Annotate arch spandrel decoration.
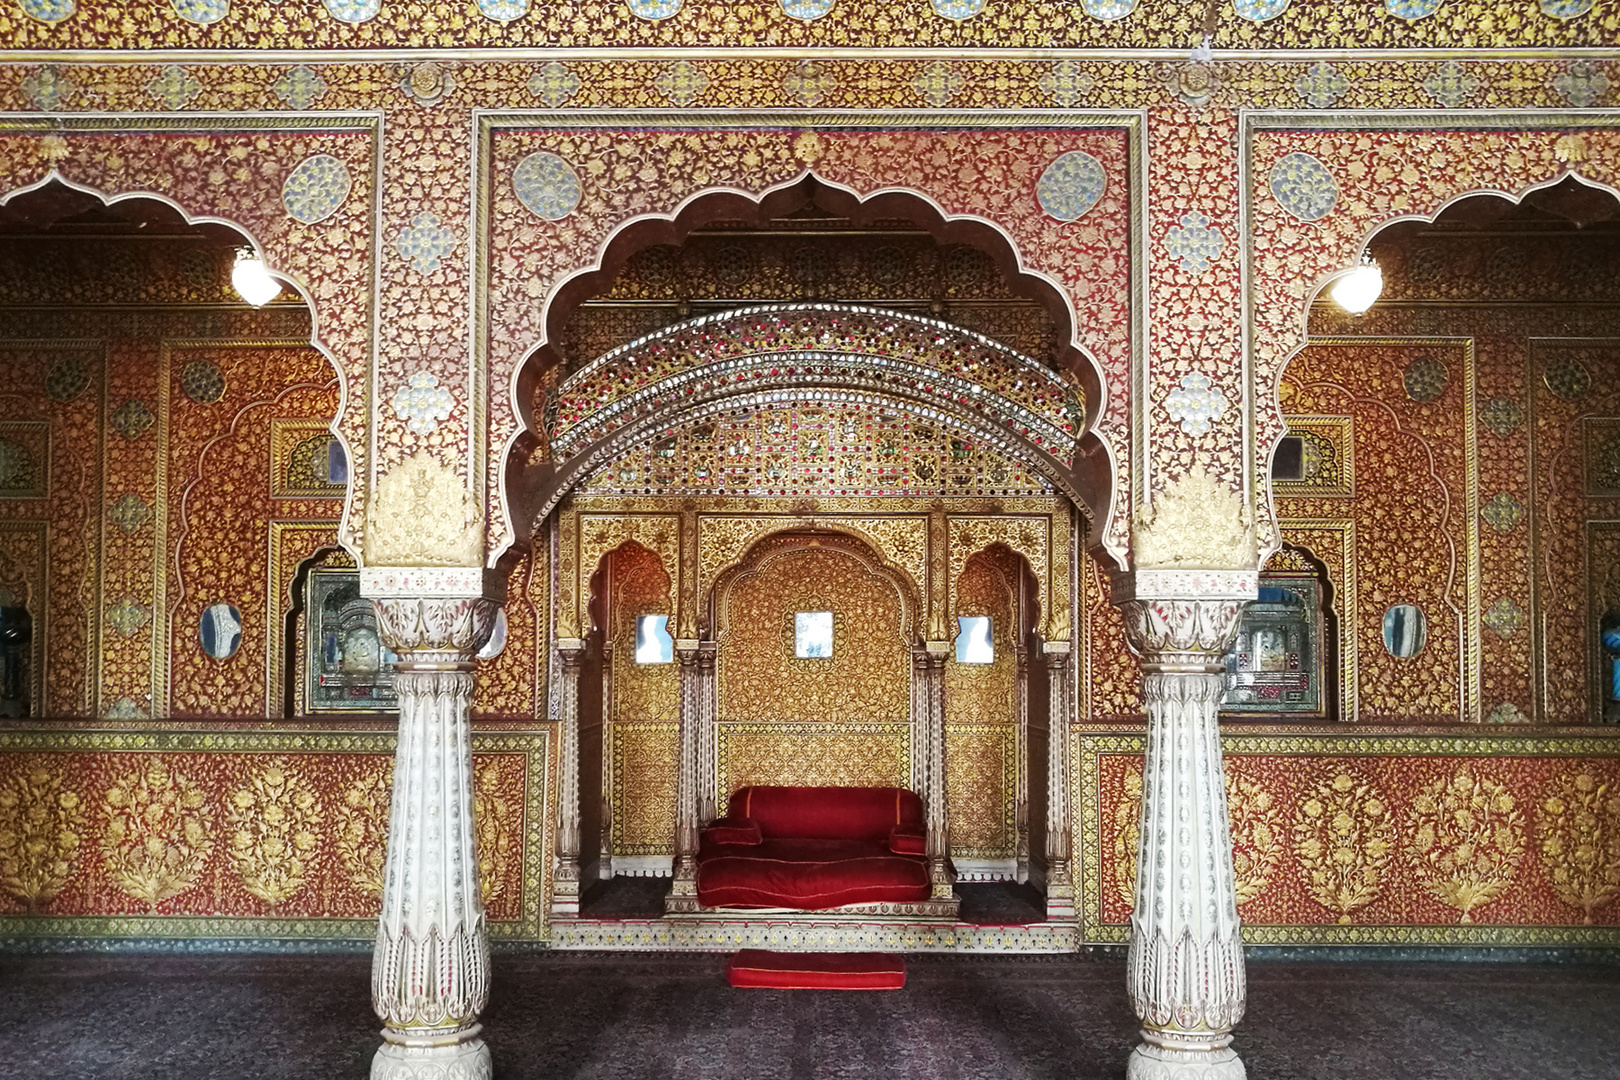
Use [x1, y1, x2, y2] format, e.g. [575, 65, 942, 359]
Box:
[0, 118, 379, 561]
[578, 514, 680, 632]
[1245, 115, 1620, 560]
[698, 515, 927, 620]
[480, 116, 1139, 564]
[948, 516, 1051, 640]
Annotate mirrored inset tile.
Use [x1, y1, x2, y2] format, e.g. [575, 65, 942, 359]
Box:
[1483, 596, 1526, 639]
[1480, 397, 1523, 437]
[110, 399, 154, 440]
[108, 494, 152, 534]
[1403, 355, 1448, 402]
[19, 0, 75, 22]
[181, 360, 226, 404]
[512, 151, 582, 221]
[282, 154, 353, 224]
[1544, 357, 1591, 400]
[171, 0, 229, 24]
[1480, 492, 1525, 534]
[106, 597, 152, 637]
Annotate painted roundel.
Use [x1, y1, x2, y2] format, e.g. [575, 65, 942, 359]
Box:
[513, 152, 583, 221]
[1036, 151, 1107, 223]
[281, 154, 353, 225]
[172, 0, 229, 23]
[930, 0, 984, 19]
[1268, 151, 1338, 222]
[19, 0, 75, 22]
[1234, 0, 1288, 20]
[780, 0, 835, 19]
[626, 0, 681, 16]
[321, 0, 382, 22]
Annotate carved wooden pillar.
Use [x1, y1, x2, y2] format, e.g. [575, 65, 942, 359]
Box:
[920, 641, 953, 900]
[1115, 569, 1255, 1080]
[666, 639, 703, 912]
[551, 637, 586, 917]
[697, 641, 718, 824]
[1015, 646, 1031, 884]
[362, 567, 502, 1080]
[1043, 640, 1074, 918]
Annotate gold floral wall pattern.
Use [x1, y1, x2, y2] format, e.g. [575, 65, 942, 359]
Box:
[101, 757, 215, 911]
[606, 542, 678, 857]
[0, 760, 85, 915]
[716, 538, 910, 724]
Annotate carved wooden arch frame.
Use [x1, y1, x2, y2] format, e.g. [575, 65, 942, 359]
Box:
[1243, 111, 1620, 563]
[707, 528, 924, 651]
[479, 111, 1143, 566]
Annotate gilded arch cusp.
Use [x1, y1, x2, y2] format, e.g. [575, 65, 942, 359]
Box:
[579, 514, 680, 627]
[547, 303, 1083, 466]
[708, 530, 923, 646]
[698, 515, 927, 620]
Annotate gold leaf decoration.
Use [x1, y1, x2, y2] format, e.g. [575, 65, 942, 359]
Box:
[101, 758, 214, 910]
[1111, 765, 1142, 910]
[224, 759, 322, 910]
[0, 764, 86, 914]
[473, 759, 515, 907]
[335, 765, 392, 900]
[1227, 772, 1283, 906]
[1406, 769, 1524, 923]
[1292, 770, 1393, 923]
[1538, 771, 1620, 925]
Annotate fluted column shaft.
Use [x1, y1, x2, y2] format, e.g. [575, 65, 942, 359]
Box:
[362, 568, 503, 1080]
[1115, 570, 1255, 1080]
[666, 640, 704, 910]
[917, 642, 953, 899]
[552, 639, 585, 916]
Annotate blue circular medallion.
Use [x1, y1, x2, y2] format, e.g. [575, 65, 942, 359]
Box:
[1035, 151, 1107, 223]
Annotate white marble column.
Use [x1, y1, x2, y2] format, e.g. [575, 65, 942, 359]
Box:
[1114, 568, 1255, 1080]
[362, 567, 504, 1080]
[1043, 641, 1074, 919]
[551, 638, 586, 917]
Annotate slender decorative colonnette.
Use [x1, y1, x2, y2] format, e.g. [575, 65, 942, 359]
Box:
[1114, 567, 1256, 1080]
[362, 566, 505, 1080]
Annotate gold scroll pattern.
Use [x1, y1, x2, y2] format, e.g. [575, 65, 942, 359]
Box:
[225, 758, 322, 910]
[1406, 769, 1524, 924]
[1538, 771, 1620, 925]
[717, 723, 909, 799]
[948, 517, 1049, 639]
[612, 723, 678, 856]
[1111, 765, 1142, 909]
[1291, 770, 1394, 924]
[699, 514, 927, 615]
[101, 759, 215, 910]
[0, 763, 86, 914]
[945, 726, 1015, 858]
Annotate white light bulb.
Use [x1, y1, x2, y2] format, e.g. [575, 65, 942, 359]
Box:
[231, 249, 282, 307]
[1329, 259, 1382, 316]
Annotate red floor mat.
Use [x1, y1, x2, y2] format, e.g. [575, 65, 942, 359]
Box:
[726, 950, 906, 990]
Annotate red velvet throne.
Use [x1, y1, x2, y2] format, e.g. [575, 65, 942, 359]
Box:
[695, 785, 934, 910]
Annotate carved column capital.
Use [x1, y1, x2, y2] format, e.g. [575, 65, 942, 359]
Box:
[1112, 569, 1255, 670]
[362, 567, 506, 661]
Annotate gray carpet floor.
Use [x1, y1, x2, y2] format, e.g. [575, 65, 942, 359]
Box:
[1, 949, 1617, 1079]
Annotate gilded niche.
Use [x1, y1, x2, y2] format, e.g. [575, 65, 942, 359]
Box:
[363, 452, 482, 567]
[606, 543, 679, 857]
[716, 540, 910, 724]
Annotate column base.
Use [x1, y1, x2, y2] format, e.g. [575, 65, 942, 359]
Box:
[372, 1028, 491, 1080]
[1127, 1031, 1245, 1080]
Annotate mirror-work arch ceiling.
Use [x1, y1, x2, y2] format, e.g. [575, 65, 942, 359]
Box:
[2, 0, 1612, 50]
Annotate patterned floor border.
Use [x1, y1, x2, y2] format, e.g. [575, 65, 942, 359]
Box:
[548, 915, 1077, 953]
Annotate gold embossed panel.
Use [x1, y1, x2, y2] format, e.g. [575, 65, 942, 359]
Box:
[716, 540, 910, 725]
[716, 722, 911, 803]
[946, 725, 1016, 860]
[610, 722, 678, 857]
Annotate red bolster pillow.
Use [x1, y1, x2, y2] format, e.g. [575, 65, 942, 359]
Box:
[705, 816, 763, 845]
[888, 825, 926, 856]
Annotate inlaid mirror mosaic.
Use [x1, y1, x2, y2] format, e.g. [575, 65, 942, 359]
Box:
[795, 611, 833, 658]
[304, 567, 397, 711]
[634, 614, 673, 664]
[956, 616, 994, 664]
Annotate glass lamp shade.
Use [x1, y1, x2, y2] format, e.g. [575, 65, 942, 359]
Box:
[231, 250, 282, 307]
[1329, 260, 1382, 315]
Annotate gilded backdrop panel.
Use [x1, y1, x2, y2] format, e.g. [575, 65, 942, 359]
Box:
[1077, 726, 1620, 947]
[605, 542, 678, 857]
[716, 722, 911, 803]
[611, 722, 678, 858]
[946, 725, 1017, 861]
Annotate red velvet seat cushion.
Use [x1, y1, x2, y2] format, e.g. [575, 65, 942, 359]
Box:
[696, 838, 929, 909]
[726, 950, 906, 990]
[887, 825, 926, 855]
[703, 816, 762, 846]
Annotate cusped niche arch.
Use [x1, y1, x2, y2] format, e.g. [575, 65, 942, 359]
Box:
[1253, 122, 1620, 560]
[526, 303, 1096, 531]
[500, 170, 1124, 563]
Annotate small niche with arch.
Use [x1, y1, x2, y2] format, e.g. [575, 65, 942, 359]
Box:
[1222, 545, 1334, 720]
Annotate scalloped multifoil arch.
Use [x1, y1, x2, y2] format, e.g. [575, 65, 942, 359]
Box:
[0, 171, 361, 564]
[1250, 120, 1620, 563]
[524, 303, 1099, 530]
[498, 170, 1122, 564]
